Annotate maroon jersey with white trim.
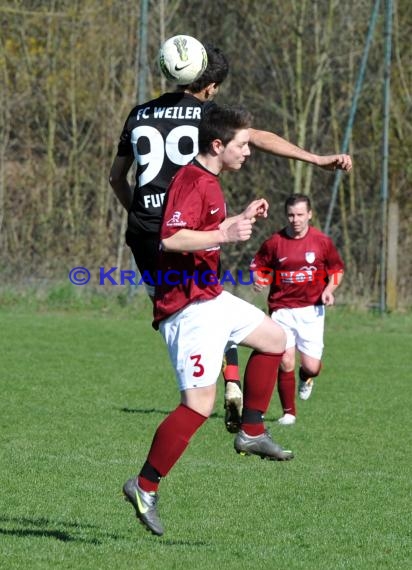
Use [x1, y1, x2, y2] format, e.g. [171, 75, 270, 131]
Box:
[250, 226, 344, 311]
[153, 161, 225, 328]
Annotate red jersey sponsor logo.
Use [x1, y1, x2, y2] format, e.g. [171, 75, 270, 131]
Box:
[166, 210, 187, 227]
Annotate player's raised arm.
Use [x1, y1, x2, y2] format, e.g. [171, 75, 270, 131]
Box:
[248, 128, 352, 172]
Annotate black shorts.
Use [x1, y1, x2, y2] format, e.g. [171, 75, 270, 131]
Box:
[125, 230, 159, 284]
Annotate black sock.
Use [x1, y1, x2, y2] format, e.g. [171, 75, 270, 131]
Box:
[299, 366, 311, 382]
[241, 408, 263, 424]
[139, 461, 161, 484]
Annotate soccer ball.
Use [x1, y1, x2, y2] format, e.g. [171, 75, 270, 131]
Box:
[158, 35, 208, 84]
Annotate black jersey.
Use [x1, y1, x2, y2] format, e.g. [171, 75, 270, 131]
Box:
[116, 92, 214, 235]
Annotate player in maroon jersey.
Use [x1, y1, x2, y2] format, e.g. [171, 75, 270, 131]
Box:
[250, 194, 344, 425]
[122, 106, 294, 537]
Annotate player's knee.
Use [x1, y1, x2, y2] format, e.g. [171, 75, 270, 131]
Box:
[280, 355, 295, 371]
[267, 321, 286, 353]
[245, 317, 286, 354]
[301, 364, 321, 378]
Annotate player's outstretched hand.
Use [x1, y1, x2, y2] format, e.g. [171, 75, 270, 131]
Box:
[242, 198, 269, 222]
[317, 154, 352, 172]
[219, 199, 269, 243]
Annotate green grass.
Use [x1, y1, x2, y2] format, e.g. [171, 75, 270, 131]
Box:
[0, 304, 411, 569]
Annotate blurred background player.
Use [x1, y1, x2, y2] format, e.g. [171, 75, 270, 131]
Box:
[251, 193, 344, 425]
[109, 39, 352, 432]
[123, 106, 293, 536]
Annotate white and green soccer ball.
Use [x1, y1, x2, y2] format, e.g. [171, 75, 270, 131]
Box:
[158, 35, 208, 84]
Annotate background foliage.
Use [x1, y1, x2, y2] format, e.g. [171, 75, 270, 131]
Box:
[1, 0, 411, 306]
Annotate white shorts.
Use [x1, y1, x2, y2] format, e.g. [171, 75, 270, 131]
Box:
[271, 305, 325, 360]
[159, 291, 265, 391]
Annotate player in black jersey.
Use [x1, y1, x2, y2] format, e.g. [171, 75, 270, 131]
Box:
[109, 42, 352, 433]
[110, 46, 243, 432]
[110, 45, 229, 297]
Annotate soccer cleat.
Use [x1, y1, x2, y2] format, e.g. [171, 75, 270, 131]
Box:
[277, 413, 296, 426]
[298, 378, 314, 400]
[224, 382, 243, 433]
[234, 429, 294, 461]
[123, 478, 164, 536]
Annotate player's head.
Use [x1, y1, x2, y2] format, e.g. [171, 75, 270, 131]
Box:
[180, 44, 229, 95]
[284, 194, 312, 237]
[284, 193, 312, 214]
[198, 105, 252, 152]
[198, 105, 252, 170]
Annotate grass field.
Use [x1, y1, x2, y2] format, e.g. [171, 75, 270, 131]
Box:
[0, 300, 411, 569]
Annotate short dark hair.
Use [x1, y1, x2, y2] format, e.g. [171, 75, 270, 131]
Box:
[180, 43, 229, 91]
[198, 105, 252, 154]
[284, 193, 312, 213]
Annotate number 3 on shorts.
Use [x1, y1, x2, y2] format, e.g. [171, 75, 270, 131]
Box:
[190, 354, 205, 378]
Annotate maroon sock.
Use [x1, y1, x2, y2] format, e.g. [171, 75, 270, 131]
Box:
[142, 404, 207, 483]
[277, 369, 296, 416]
[138, 475, 159, 493]
[241, 422, 265, 436]
[241, 351, 283, 435]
